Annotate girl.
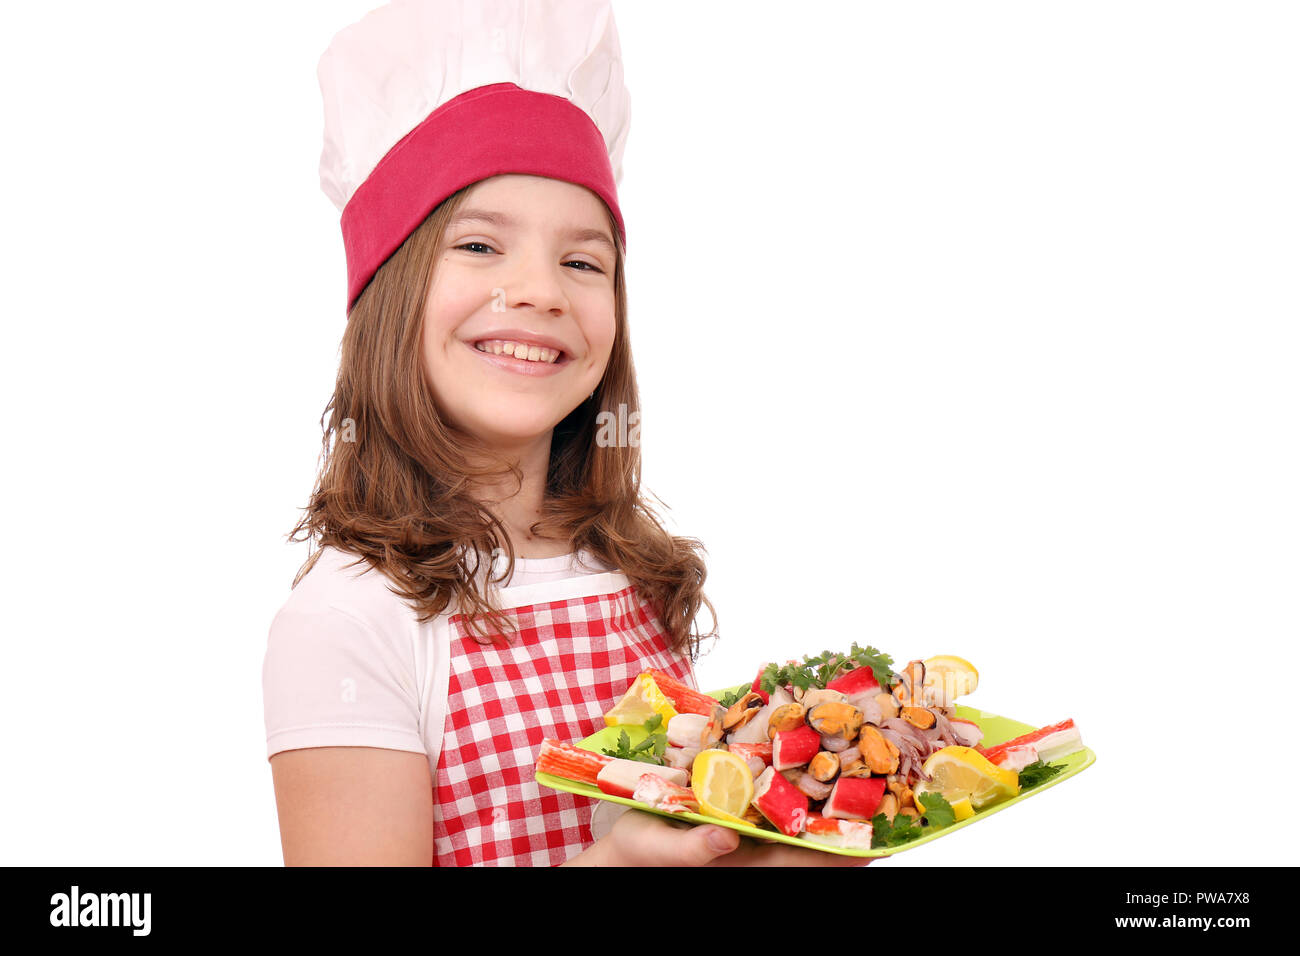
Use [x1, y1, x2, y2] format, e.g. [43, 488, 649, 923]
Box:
[262, 0, 864, 867]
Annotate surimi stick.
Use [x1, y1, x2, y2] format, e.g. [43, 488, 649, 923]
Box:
[642, 669, 721, 716]
[596, 759, 689, 799]
[752, 766, 809, 836]
[633, 774, 700, 814]
[979, 719, 1082, 771]
[535, 739, 614, 786]
[823, 776, 887, 821]
[771, 724, 821, 771]
[803, 813, 874, 850]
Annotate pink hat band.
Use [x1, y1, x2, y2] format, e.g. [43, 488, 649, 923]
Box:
[340, 82, 626, 310]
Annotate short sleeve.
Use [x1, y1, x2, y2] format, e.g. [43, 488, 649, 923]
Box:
[263, 604, 427, 760]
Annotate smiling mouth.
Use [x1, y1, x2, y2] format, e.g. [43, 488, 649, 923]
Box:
[473, 339, 565, 364]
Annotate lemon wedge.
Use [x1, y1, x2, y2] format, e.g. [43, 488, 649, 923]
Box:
[603, 673, 678, 729]
[923, 654, 979, 706]
[921, 746, 1019, 810]
[912, 781, 976, 821]
[691, 750, 755, 825]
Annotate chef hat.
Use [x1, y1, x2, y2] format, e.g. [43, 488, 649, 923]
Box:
[318, 0, 631, 311]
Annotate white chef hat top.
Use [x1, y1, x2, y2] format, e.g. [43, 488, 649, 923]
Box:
[317, 0, 632, 309]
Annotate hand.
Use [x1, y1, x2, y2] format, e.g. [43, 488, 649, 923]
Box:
[565, 809, 873, 867]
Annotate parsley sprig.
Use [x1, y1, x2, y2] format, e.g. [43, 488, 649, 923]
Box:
[915, 791, 957, 827]
[600, 715, 668, 764]
[760, 643, 895, 695]
[1017, 759, 1066, 790]
[870, 792, 957, 848]
[716, 686, 750, 708]
[870, 811, 923, 848]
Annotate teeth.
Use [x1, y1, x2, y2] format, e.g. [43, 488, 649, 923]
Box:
[475, 339, 562, 364]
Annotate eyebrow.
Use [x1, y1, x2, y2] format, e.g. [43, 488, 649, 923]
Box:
[448, 208, 616, 254]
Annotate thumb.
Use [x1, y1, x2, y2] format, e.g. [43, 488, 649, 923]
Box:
[672, 824, 740, 865]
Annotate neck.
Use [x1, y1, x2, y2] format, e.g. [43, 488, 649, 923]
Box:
[470, 432, 565, 558]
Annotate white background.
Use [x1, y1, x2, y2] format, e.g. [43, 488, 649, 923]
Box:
[1, 0, 1296, 867]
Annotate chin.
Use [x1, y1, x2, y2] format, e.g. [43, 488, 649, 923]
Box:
[463, 408, 573, 447]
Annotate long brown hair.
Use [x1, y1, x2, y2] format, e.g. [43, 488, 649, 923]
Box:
[289, 182, 716, 658]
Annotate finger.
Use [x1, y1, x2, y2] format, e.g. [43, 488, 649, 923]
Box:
[617, 812, 740, 866]
[670, 824, 741, 866]
[714, 836, 874, 867]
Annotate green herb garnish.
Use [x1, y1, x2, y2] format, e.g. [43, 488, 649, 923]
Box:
[869, 792, 958, 849]
[600, 715, 668, 764]
[760, 643, 896, 695]
[870, 811, 925, 848]
[915, 791, 957, 828]
[716, 686, 749, 708]
[1017, 759, 1065, 790]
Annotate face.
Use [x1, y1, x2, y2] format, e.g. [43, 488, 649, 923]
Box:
[421, 174, 617, 455]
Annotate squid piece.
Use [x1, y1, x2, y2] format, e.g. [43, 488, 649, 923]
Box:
[662, 746, 700, 771]
[949, 718, 984, 748]
[665, 713, 709, 749]
[727, 702, 776, 745]
[794, 772, 834, 801]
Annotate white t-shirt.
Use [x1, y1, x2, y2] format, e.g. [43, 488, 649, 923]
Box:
[262, 545, 615, 772]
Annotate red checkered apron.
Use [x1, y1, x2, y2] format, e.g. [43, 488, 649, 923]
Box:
[431, 580, 696, 866]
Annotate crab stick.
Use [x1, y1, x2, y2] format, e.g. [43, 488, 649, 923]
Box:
[823, 776, 887, 821]
[979, 718, 1082, 771]
[633, 774, 700, 814]
[826, 665, 882, 712]
[803, 813, 874, 851]
[728, 741, 773, 777]
[772, 724, 822, 771]
[752, 766, 809, 836]
[535, 739, 614, 786]
[642, 669, 719, 716]
[595, 759, 689, 799]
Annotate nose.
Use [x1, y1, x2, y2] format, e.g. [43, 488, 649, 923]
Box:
[501, 247, 570, 316]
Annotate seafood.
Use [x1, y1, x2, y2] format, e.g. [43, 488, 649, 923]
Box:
[979, 718, 1081, 771]
[633, 773, 700, 814]
[752, 766, 808, 836]
[595, 759, 688, 799]
[535, 652, 1087, 853]
[771, 724, 822, 771]
[535, 738, 613, 786]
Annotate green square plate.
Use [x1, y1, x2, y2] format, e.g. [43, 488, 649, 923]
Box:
[535, 687, 1096, 858]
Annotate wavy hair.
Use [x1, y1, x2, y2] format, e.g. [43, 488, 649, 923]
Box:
[288, 183, 716, 658]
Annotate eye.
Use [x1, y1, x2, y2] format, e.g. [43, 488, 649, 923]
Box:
[564, 259, 604, 274]
[455, 241, 497, 254]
